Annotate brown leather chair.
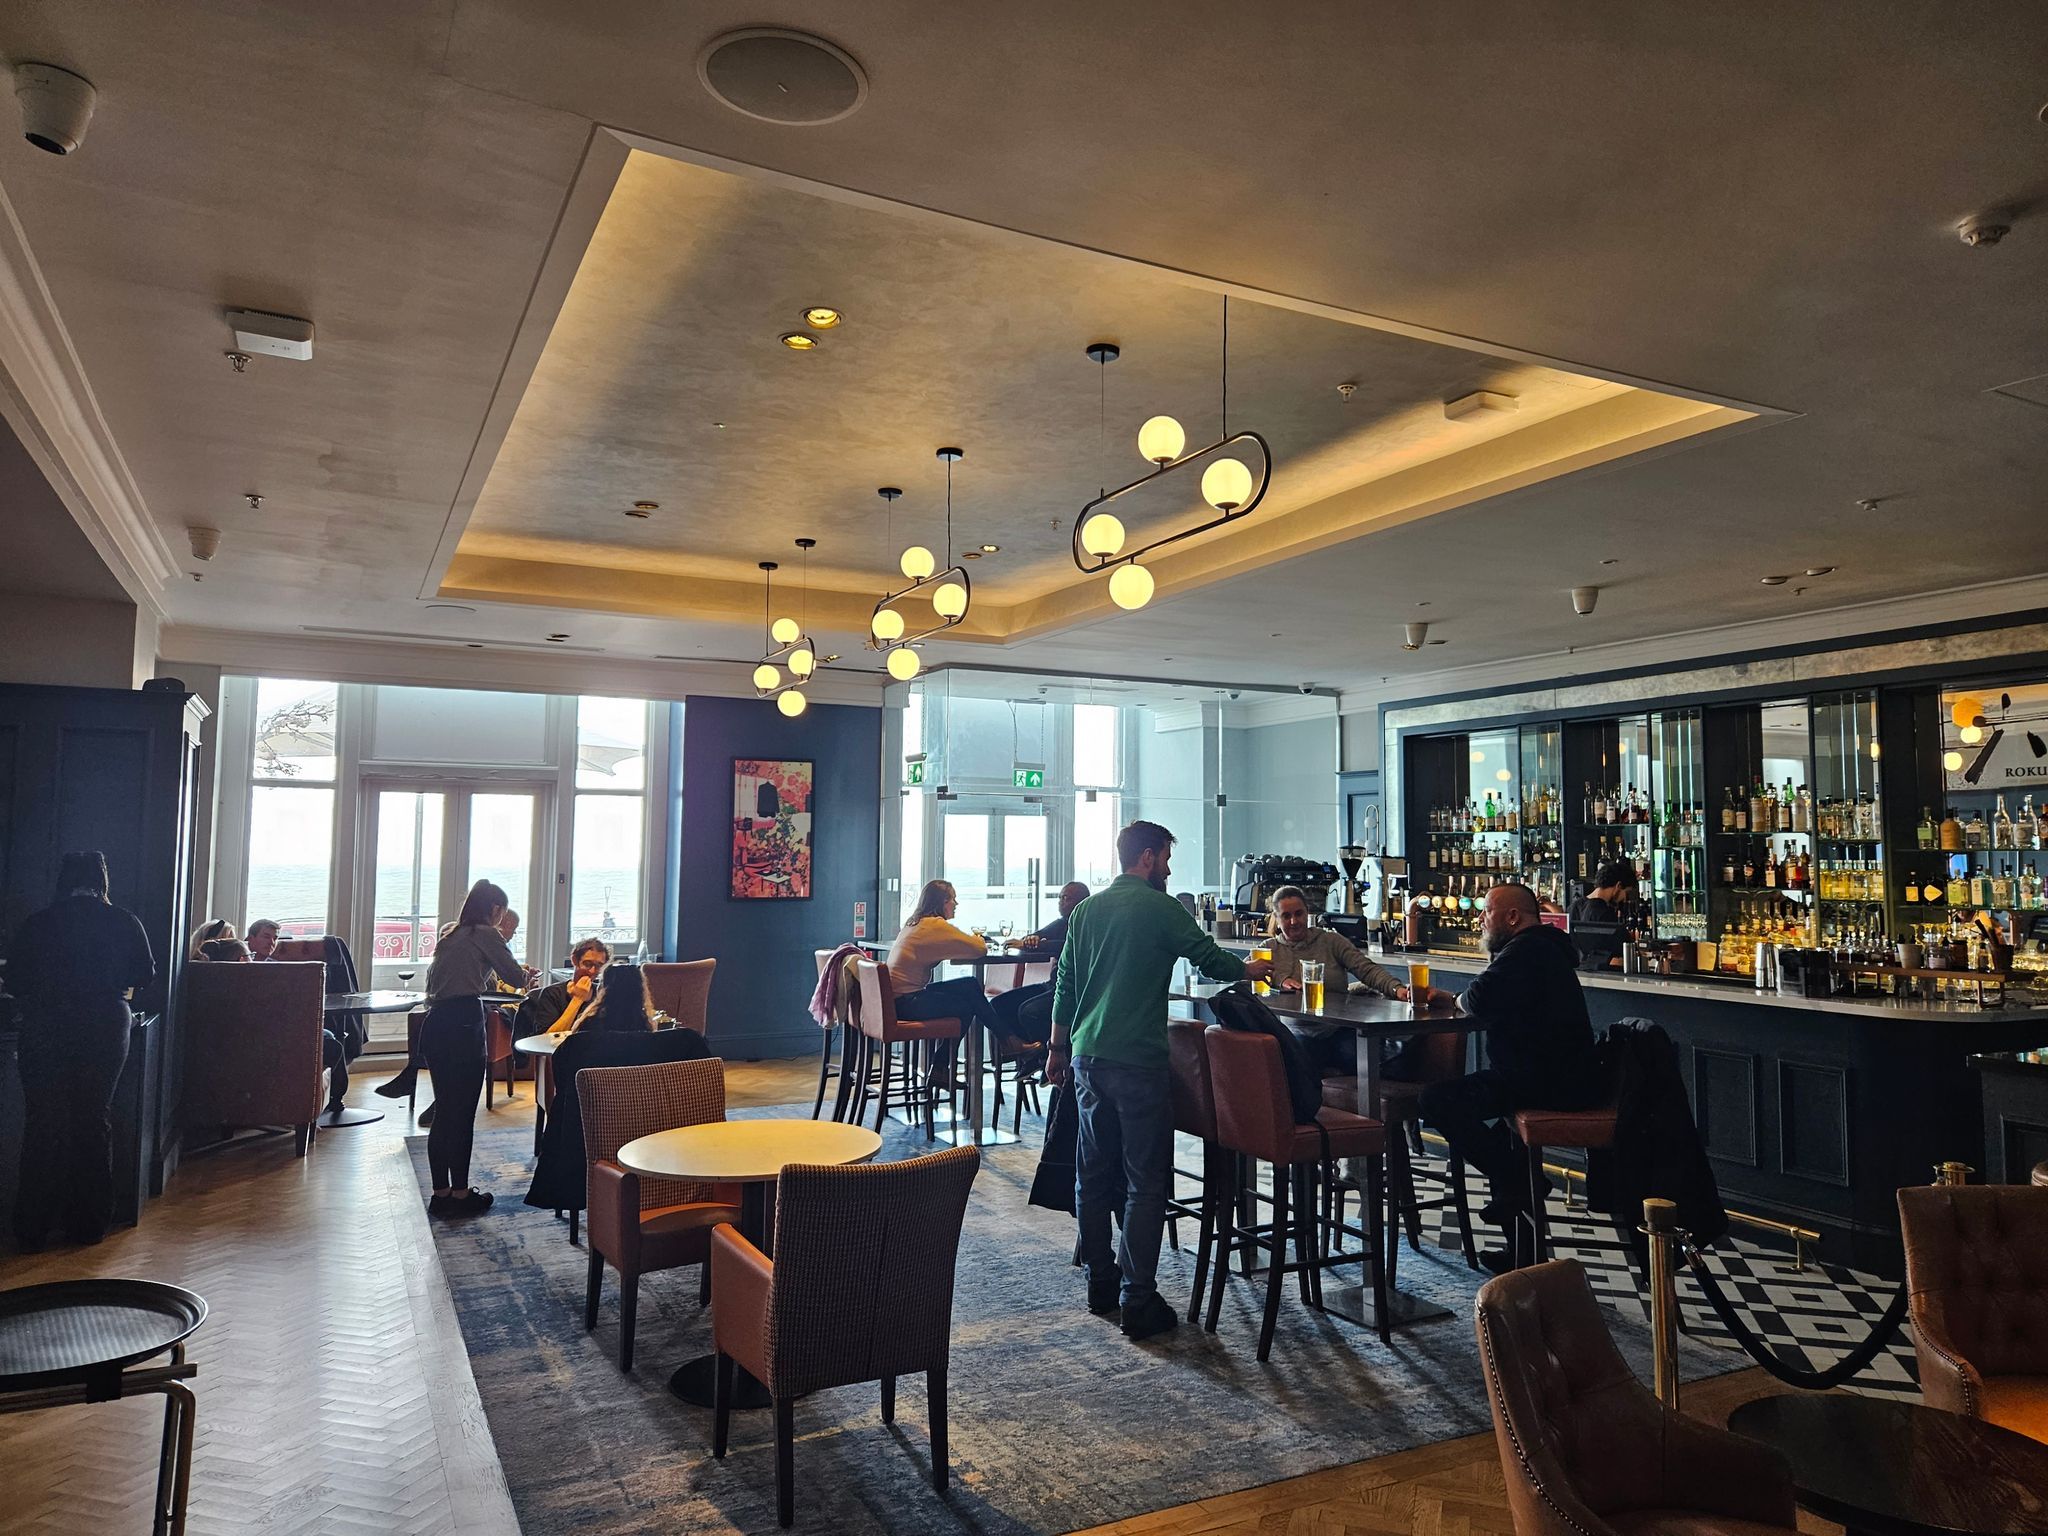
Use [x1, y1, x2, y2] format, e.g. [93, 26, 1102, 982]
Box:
[1476, 1259, 1797, 1536]
[1898, 1183, 2048, 1443]
[644, 959, 715, 1033]
[710, 1145, 980, 1528]
[2033, 1161, 2047, 1188]
[1203, 1024, 1389, 1357]
[851, 960, 964, 1140]
[578, 1058, 742, 1372]
[180, 960, 330, 1155]
[1513, 1103, 1619, 1265]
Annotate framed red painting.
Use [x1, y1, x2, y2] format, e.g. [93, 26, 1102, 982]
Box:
[731, 758, 814, 899]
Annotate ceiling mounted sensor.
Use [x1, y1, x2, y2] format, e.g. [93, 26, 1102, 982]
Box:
[1570, 586, 1599, 616]
[187, 526, 220, 562]
[698, 29, 868, 126]
[1402, 621, 1430, 651]
[226, 308, 315, 361]
[14, 63, 96, 155]
[1957, 210, 2011, 247]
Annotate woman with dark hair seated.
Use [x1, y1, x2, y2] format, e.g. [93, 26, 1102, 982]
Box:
[9, 851, 155, 1250]
[577, 962, 659, 1034]
[188, 917, 236, 961]
[420, 879, 527, 1217]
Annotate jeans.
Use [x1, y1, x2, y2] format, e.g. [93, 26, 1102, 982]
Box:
[14, 995, 131, 1247]
[422, 997, 487, 1189]
[893, 976, 1003, 1070]
[1072, 1055, 1173, 1307]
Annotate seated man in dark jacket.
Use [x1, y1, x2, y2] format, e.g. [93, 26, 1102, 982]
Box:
[1418, 881, 1602, 1269]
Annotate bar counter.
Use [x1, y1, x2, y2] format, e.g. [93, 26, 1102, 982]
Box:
[1400, 949, 2048, 1275]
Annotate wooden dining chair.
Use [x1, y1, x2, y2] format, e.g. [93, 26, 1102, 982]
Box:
[645, 959, 716, 1033]
[711, 1146, 981, 1527]
[578, 1058, 741, 1371]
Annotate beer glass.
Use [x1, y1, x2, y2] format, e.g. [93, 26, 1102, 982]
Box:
[1409, 960, 1430, 1014]
[1252, 945, 1273, 995]
[1300, 960, 1325, 1012]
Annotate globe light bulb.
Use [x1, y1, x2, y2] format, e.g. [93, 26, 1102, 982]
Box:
[871, 607, 905, 641]
[1960, 724, 1983, 745]
[777, 688, 807, 718]
[1080, 513, 1125, 558]
[752, 663, 781, 691]
[1950, 696, 1982, 730]
[887, 647, 922, 681]
[1108, 562, 1155, 610]
[931, 581, 968, 619]
[1201, 456, 1254, 511]
[771, 616, 800, 644]
[1495, 768, 1512, 783]
[900, 545, 935, 581]
[1942, 750, 1963, 772]
[1137, 414, 1185, 465]
[788, 647, 815, 678]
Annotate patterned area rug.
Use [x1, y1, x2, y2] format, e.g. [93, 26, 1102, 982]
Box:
[411, 1108, 1744, 1536]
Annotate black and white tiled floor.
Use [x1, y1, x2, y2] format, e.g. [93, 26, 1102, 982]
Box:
[1400, 1154, 1923, 1399]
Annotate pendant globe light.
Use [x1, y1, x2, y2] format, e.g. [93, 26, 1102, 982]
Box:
[868, 452, 972, 670]
[752, 546, 818, 713]
[1071, 300, 1273, 612]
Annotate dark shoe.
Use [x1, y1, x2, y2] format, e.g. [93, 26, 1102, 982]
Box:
[1087, 1275, 1122, 1317]
[419, 1103, 437, 1128]
[428, 1194, 458, 1217]
[1120, 1293, 1179, 1341]
[1479, 1247, 1520, 1275]
[457, 1190, 494, 1214]
[374, 1071, 416, 1100]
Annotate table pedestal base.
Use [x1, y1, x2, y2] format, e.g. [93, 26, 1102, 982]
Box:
[320, 1107, 383, 1127]
[669, 1354, 770, 1410]
[1316, 1280, 1453, 1330]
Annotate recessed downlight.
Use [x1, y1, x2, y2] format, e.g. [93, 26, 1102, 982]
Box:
[626, 501, 658, 518]
[803, 306, 842, 329]
[979, 543, 1000, 554]
[545, 633, 570, 642]
[1804, 566, 1835, 576]
[1760, 575, 1790, 586]
[779, 332, 818, 351]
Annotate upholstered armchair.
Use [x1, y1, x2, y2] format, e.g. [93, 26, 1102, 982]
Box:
[644, 959, 716, 1032]
[577, 1058, 741, 1372]
[1476, 1260, 1797, 1536]
[180, 960, 330, 1155]
[1898, 1184, 2048, 1443]
[710, 1145, 980, 1528]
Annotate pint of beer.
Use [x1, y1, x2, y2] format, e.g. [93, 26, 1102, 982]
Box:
[1408, 961, 1430, 1013]
[1252, 945, 1273, 994]
[1300, 960, 1325, 1012]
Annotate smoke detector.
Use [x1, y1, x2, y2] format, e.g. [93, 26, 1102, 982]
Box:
[1402, 621, 1430, 651]
[1571, 586, 1599, 616]
[188, 526, 221, 561]
[1957, 212, 2011, 247]
[225, 308, 315, 360]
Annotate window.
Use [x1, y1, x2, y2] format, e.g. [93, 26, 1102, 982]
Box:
[245, 677, 340, 935]
[570, 696, 648, 951]
[1074, 703, 1119, 787]
[1074, 791, 1122, 889]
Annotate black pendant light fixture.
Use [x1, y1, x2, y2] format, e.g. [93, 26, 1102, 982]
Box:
[1072, 297, 1273, 610]
[870, 449, 972, 680]
[752, 540, 817, 716]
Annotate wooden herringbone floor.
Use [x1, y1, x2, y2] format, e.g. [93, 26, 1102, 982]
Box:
[2, 1057, 1822, 1536]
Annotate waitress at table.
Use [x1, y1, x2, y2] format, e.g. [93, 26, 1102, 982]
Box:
[887, 879, 1006, 1081]
[8, 850, 155, 1250]
[420, 879, 527, 1217]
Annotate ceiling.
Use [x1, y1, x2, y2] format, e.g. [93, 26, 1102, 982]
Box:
[0, 1, 2043, 702]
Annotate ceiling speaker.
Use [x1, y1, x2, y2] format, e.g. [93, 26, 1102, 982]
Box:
[698, 29, 868, 125]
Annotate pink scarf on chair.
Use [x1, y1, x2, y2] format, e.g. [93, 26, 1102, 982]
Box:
[808, 942, 867, 1029]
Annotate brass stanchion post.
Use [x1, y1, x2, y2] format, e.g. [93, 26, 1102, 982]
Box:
[1642, 1197, 1684, 1410]
[1933, 1161, 1972, 1187]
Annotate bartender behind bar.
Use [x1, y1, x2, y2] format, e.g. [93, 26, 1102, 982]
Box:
[1265, 884, 1410, 1075]
[1566, 860, 1638, 971]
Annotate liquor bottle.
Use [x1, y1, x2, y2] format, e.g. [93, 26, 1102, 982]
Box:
[1742, 851, 1756, 886]
[1939, 809, 1962, 850]
[1990, 860, 2015, 910]
[1722, 787, 1736, 833]
[1796, 784, 1813, 834]
[1732, 786, 1748, 833]
[1750, 780, 1766, 832]
[1763, 852, 1777, 889]
[2021, 794, 2040, 851]
[1593, 784, 1608, 824]
[2022, 864, 2043, 910]
[1969, 868, 1991, 908]
[1778, 781, 1793, 831]
[1583, 781, 1594, 824]
[1947, 867, 1969, 906]
[1917, 808, 1936, 849]
[1721, 853, 1736, 886]
[1994, 795, 2014, 850]
[1965, 811, 1988, 851]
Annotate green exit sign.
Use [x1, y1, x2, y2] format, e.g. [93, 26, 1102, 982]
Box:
[1013, 768, 1045, 789]
[905, 760, 926, 786]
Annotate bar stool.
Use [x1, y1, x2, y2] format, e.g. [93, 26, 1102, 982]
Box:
[1203, 1025, 1390, 1359]
[809, 949, 864, 1121]
[852, 960, 964, 1141]
[1323, 1032, 1478, 1279]
[1511, 1103, 1618, 1265]
[1167, 1019, 1230, 1322]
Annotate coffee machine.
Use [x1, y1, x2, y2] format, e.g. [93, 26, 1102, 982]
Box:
[1321, 845, 1372, 943]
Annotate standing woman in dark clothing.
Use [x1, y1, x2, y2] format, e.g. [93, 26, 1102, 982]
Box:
[9, 851, 155, 1250]
[421, 879, 526, 1216]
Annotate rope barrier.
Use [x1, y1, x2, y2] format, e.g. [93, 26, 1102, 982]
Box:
[1682, 1244, 1911, 1390]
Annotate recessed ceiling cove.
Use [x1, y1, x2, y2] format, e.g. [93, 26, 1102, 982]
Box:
[436, 142, 1760, 646]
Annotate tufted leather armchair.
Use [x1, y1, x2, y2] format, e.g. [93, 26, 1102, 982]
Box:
[1476, 1260, 1797, 1536]
[1898, 1184, 2048, 1443]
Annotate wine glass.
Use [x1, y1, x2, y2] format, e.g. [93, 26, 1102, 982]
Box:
[397, 969, 416, 990]
[999, 920, 1015, 942]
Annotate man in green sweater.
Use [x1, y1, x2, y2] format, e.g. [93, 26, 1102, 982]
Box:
[1048, 821, 1271, 1340]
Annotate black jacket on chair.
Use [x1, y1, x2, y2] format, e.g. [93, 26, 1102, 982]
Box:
[1586, 1019, 1728, 1246]
[522, 1028, 711, 1211]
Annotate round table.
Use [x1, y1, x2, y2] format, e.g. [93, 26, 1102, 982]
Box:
[320, 992, 423, 1126]
[0, 1279, 209, 1534]
[616, 1118, 882, 1410]
[1728, 1393, 2048, 1536]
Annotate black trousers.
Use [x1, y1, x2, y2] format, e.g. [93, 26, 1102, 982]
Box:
[323, 1028, 348, 1110]
[15, 996, 131, 1247]
[1419, 1067, 1601, 1217]
[894, 976, 1002, 1069]
[422, 998, 486, 1189]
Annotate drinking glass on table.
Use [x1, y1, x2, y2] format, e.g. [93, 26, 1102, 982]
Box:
[397, 970, 416, 989]
[1408, 961, 1430, 1014]
[1300, 959, 1325, 1012]
[1252, 945, 1273, 994]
